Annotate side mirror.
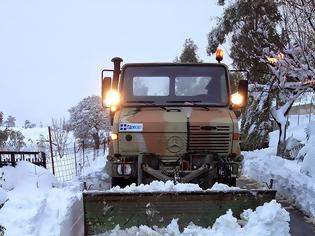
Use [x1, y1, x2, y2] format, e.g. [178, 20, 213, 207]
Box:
[238, 80, 248, 106]
[102, 77, 112, 108]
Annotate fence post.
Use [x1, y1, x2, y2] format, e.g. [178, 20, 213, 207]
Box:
[11, 153, 16, 167]
[82, 141, 85, 167]
[48, 126, 55, 175]
[42, 152, 47, 168]
[74, 142, 78, 176]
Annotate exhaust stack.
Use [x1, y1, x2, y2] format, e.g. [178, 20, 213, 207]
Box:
[111, 57, 123, 91]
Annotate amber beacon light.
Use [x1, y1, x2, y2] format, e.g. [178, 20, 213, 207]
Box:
[215, 48, 224, 63]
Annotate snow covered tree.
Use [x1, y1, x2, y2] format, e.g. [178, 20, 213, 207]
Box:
[0, 129, 9, 150]
[36, 134, 48, 153]
[208, 0, 283, 82]
[69, 95, 109, 149]
[0, 112, 3, 126]
[4, 116, 16, 128]
[50, 118, 69, 158]
[208, 0, 283, 150]
[174, 38, 202, 63]
[260, 0, 315, 156]
[5, 130, 25, 151]
[23, 120, 36, 129]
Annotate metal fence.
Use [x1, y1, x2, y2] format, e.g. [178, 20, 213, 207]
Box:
[0, 151, 46, 168]
[46, 142, 107, 182]
[0, 142, 107, 182]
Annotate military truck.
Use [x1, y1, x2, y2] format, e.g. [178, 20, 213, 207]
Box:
[83, 52, 275, 235]
[103, 52, 247, 189]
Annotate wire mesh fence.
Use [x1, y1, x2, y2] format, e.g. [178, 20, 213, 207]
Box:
[46, 141, 107, 182]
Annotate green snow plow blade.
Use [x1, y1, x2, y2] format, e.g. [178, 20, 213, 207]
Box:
[83, 190, 276, 235]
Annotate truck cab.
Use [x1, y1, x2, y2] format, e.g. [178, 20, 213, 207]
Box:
[102, 56, 248, 189]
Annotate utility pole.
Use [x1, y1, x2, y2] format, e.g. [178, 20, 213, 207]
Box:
[48, 126, 55, 175]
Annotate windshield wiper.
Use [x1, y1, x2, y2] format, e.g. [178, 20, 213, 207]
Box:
[166, 100, 209, 110]
[125, 101, 167, 111]
[126, 100, 155, 104]
[166, 100, 202, 103]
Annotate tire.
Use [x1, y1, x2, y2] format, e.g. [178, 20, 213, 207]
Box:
[140, 155, 160, 185]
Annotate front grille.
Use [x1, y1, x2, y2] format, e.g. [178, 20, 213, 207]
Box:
[188, 125, 231, 155]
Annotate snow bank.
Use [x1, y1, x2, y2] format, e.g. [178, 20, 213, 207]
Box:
[0, 161, 82, 236]
[76, 154, 109, 191]
[102, 200, 290, 236]
[300, 121, 315, 177]
[109, 180, 240, 193]
[243, 148, 315, 217]
[0, 161, 57, 191]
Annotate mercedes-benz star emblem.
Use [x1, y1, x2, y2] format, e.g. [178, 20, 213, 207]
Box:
[167, 136, 184, 153]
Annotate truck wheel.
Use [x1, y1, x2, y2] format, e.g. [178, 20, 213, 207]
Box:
[197, 173, 214, 190]
[139, 154, 160, 185]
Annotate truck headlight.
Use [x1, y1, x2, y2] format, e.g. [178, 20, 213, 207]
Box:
[231, 92, 244, 106]
[110, 133, 118, 140]
[105, 90, 120, 107]
[117, 164, 132, 175]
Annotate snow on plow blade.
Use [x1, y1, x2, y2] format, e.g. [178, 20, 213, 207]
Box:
[83, 190, 276, 235]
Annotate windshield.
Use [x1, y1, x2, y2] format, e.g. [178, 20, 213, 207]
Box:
[122, 65, 228, 105]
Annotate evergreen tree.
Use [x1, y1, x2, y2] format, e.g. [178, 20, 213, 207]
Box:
[208, 0, 284, 81]
[4, 116, 16, 128]
[0, 112, 3, 126]
[6, 130, 25, 151]
[0, 129, 9, 150]
[208, 0, 284, 150]
[174, 38, 204, 96]
[23, 120, 36, 129]
[175, 38, 202, 63]
[69, 95, 109, 149]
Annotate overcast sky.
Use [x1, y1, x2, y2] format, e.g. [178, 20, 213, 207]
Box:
[0, 0, 230, 126]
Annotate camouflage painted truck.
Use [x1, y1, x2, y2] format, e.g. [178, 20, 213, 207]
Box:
[83, 51, 276, 235]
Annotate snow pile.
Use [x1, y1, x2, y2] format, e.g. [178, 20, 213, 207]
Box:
[109, 180, 202, 193]
[0, 161, 57, 191]
[299, 121, 315, 177]
[210, 182, 241, 191]
[103, 200, 290, 236]
[0, 161, 82, 236]
[243, 148, 315, 218]
[109, 180, 240, 193]
[76, 154, 109, 191]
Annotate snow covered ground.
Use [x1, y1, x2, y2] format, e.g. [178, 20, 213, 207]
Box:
[243, 114, 315, 218]
[0, 161, 82, 236]
[243, 148, 315, 218]
[3, 114, 315, 235]
[0, 156, 292, 236]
